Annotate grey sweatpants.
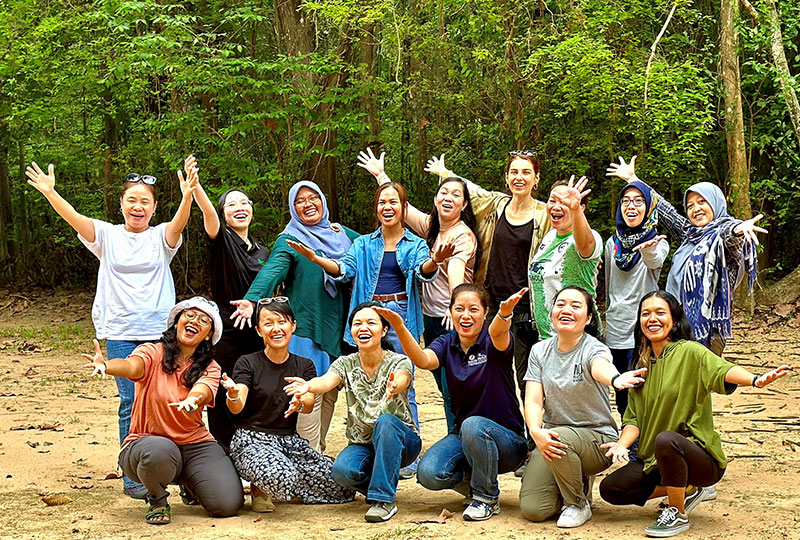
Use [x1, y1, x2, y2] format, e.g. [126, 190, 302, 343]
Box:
[118, 436, 243, 516]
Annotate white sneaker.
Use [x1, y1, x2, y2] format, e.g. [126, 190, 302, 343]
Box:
[556, 503, 592, 528]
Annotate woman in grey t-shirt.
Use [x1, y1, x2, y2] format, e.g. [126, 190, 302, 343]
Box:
[520, 286, 646, 529]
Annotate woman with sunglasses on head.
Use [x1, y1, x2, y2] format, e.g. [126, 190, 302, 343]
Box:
[520, 286, 646, 529]
[81, 297, 244, 525]
[186, 156, 269, 454]
[607, 157, 767, 356]
[599, 290, 789, 537]
[284, 302, 420, 523]
[229, 180, 358, 453]
[358, 147, 480, 434]
[26, 159, 196, 500]
[222, 297, 355, 513]
[604, 180, 669, 417]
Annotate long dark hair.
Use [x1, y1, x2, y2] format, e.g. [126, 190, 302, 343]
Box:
[633, 290, 694, 373]
[159, 312, 215, 389]
[426, 177, 482, 275]
[552, 285, 600, 338]
[348, 301, 394, 351]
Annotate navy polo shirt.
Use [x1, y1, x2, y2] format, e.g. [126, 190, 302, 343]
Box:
[428, 327, 525, 436]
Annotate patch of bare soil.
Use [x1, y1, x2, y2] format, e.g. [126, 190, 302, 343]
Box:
[1, 289, 799, 540]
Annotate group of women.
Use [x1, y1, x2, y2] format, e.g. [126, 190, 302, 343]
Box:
[26, 147, 789, 537]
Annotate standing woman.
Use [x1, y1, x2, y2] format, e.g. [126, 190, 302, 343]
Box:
[529, 175, 603, 340]
[222, 298, 355, 513]
[607, 157, 766, 355]
[520, 286, 646, 528]
[284, 303, 420, 523]
[26, 159, 196, 499]
[604, 180, 669, 416]
[378, 285, 529, 522]
[358, 148, 480, 433]
[81, 297, 244, 525]
[188, 156, 269, 454]
[599, 291, 789, 537]
[229, 180, 358, 453]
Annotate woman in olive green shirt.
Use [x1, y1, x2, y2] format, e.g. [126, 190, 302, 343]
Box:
[599, 290, 789, 538]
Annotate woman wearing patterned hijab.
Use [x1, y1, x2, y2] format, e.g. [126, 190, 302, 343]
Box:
[604, 180, 669, 416]
[607, 157, 766, 355]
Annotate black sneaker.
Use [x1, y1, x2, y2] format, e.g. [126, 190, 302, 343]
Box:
[645, 506, 689, 537]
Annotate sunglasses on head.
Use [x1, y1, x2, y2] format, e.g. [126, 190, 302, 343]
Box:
[509, 150, 537, 158]
[125, 173, 157, 185]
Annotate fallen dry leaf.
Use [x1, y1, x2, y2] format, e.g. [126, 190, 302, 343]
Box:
[42, 494, 72, 506]
[24, 367, 38, 377]
[412, 508, 455, 524]
[103, 472, 121, 480]
[70, 484, 94, 490]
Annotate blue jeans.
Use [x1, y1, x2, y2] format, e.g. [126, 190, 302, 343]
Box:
[423, 314, 455, 434]
[106, 339, 148, 490]
[331, 414, 421, 503]
[417, 416, 528, 502]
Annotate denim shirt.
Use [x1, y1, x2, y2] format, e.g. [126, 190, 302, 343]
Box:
[333, 228, 437, 346]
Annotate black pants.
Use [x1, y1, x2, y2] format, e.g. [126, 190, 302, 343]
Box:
[599, 431, 725, 506]
[609, 348, 634, 418]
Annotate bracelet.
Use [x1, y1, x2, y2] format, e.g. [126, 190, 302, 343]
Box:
[376, 172, 390, 185]
[103, 361, 107, 372]
[752, 374, 760, 388]
[227, 393, 240, 402]
[611, 374, 621, 390]
[497, 312, 514, 321]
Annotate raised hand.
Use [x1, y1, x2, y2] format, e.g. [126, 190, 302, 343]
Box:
[497, 288, 528, 319]
[531, 428, 568, 461]
[601, 441, 630, 464]
[229, 299, 255, 330]
[357, 147, 385, 178]
[373, 306, 404, 329]
[25, 162, 56, 196]
[81, 339, 107, 379]
[432, 240, 457, 264]
[184, 155, 199, 185]
[284, 376, 310, 397]
[284, 395, 304, 417]
[177, 168, 198, 198]
[555, 174, 591, 213]
[633, 235, 667, 252]
[220, 373, 238, 399]
[286, 239, 317, 262]
[606, 155, 637, 182]
[734, 214, 768, 246]
[441, 310, 454, 332]
[424, 154, 449, 177]
[168, 395, 200, 414]
[754, 364, 792, 388]
[385, 372, 400, 400]
[613, 367, 648, 389]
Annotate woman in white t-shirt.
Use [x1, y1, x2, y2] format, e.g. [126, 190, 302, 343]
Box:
[26, 160, 196, 499]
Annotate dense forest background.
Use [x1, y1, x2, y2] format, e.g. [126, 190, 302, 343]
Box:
[1, 0, 798, 293]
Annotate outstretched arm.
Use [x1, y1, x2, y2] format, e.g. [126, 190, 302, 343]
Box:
[81, 339, 145, 380]
[186, 155, 221, 240]
[489, 288, 528, 351]
[373, 307, 440, 370]
[26, 162, 96, 242]
[286, 239, 342, 276]
[165, 158, 199, 248]
[557, 175, 595, 258]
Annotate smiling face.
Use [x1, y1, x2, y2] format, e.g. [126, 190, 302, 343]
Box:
[350, 307, 388, 351]
[506, 157, 538, 197]
[294, 186, 324, 226]
[551, 288, 591, 336]
[639, 296, 674, 347]
[120, 184, 157, 233]
[621, 186, 646, 227]
[376, 186, 405, 228]
[221, 190, 253, 232]
[546, 185, 578, 232]
[434, 180, 467, 223]
[176, 309, 214, 348]
[256, 309, 296, 350]
[685, 191, 714, 227]
[449, 291, 488, 340]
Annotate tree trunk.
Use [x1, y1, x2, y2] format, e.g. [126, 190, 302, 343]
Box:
[762, 0, 800, 153]
[0, 121, 14, 262]
[101, 90, 117, 221]
[16, 140, 30, 275]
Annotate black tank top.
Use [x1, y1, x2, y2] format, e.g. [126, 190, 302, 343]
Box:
[485, 205, 533, 314]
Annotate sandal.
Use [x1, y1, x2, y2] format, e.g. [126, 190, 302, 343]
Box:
[145, 504, 171, 525]
[179, 485, 200, 506]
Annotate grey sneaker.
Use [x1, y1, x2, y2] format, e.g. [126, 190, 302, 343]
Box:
[704, 484, 718, 500]
[683, 486, 711, 515]
[398, 466, 416, 480]
[365, 501, 398, 522]
[556, 504, 592, 528]
[645, 506, 689, 537]
[462, 499, 500, 521]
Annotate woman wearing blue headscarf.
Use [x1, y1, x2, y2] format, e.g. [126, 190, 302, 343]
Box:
[231, 181, 359, 453]
[607, 157, 766, 356]
[604, 180, 669, 416]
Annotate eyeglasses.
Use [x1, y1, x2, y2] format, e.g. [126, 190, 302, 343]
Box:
[257, 296, 289, 307]
[182, 309, 213, 327]
[621, 197, 646, 208]
[125, 173, 157, 185]
[294, 195, 321, 207]
[509, 150, 537, 158]
[224, 199, 253, 209]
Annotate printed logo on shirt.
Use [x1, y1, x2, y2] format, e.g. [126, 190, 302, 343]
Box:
[572, 362, 583, 383]
[467, 353, 488, 367]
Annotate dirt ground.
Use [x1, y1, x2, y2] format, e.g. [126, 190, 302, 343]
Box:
[1, 289, 799, 540]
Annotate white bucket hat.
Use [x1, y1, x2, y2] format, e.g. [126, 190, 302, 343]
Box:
[167, 296, 223, 345]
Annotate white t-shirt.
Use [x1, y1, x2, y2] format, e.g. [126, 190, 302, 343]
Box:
[79, 220, 182, 340]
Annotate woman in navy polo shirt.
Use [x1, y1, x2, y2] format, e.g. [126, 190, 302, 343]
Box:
[375, 284, 528, 522]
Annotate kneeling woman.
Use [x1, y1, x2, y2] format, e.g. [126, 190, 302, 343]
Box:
[284, 302, 420, 523]
[378, 285, 529, 522]
[520, 286, 645, 528]
[599, 291, 789, 537]
[81, 297, 243, 525]
[223, 298, 355, 512]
